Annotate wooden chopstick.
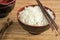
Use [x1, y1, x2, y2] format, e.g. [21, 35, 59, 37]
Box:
[36, 0, 59, 35]
[0, 18, 13, 40]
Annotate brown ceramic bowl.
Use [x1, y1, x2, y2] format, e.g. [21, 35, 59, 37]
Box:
[0, 0, 16, 18]
[17, 5, 55, 35]
[0, 0, 15, 5]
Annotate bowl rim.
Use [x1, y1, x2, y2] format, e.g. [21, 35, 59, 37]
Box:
[0, 0, 16, 5]
[0, 0, 15, 9]
[17, 5, 55, 27]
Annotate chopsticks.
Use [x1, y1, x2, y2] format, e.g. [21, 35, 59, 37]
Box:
[36, 0, 59, 35]
[0, 18, 13, 40]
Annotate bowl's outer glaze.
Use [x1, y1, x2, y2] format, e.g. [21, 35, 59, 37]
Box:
[0, 0, 16, 18]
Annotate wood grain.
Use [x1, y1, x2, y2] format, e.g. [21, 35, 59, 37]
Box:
[0, 0, 60, 40]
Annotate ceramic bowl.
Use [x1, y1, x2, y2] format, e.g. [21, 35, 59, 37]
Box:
[0, 0, 16, 18]
[17, 5, 55, 35]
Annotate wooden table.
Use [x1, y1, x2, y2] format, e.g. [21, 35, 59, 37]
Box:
[0, 0, 60, 40]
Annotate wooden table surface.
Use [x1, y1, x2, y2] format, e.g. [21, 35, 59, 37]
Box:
[0, 0, 60, 40]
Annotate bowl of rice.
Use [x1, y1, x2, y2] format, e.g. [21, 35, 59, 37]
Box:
[17, 5, 55, 35]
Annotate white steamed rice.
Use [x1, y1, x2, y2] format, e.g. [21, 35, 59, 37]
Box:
[18, 6, 54, 26]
